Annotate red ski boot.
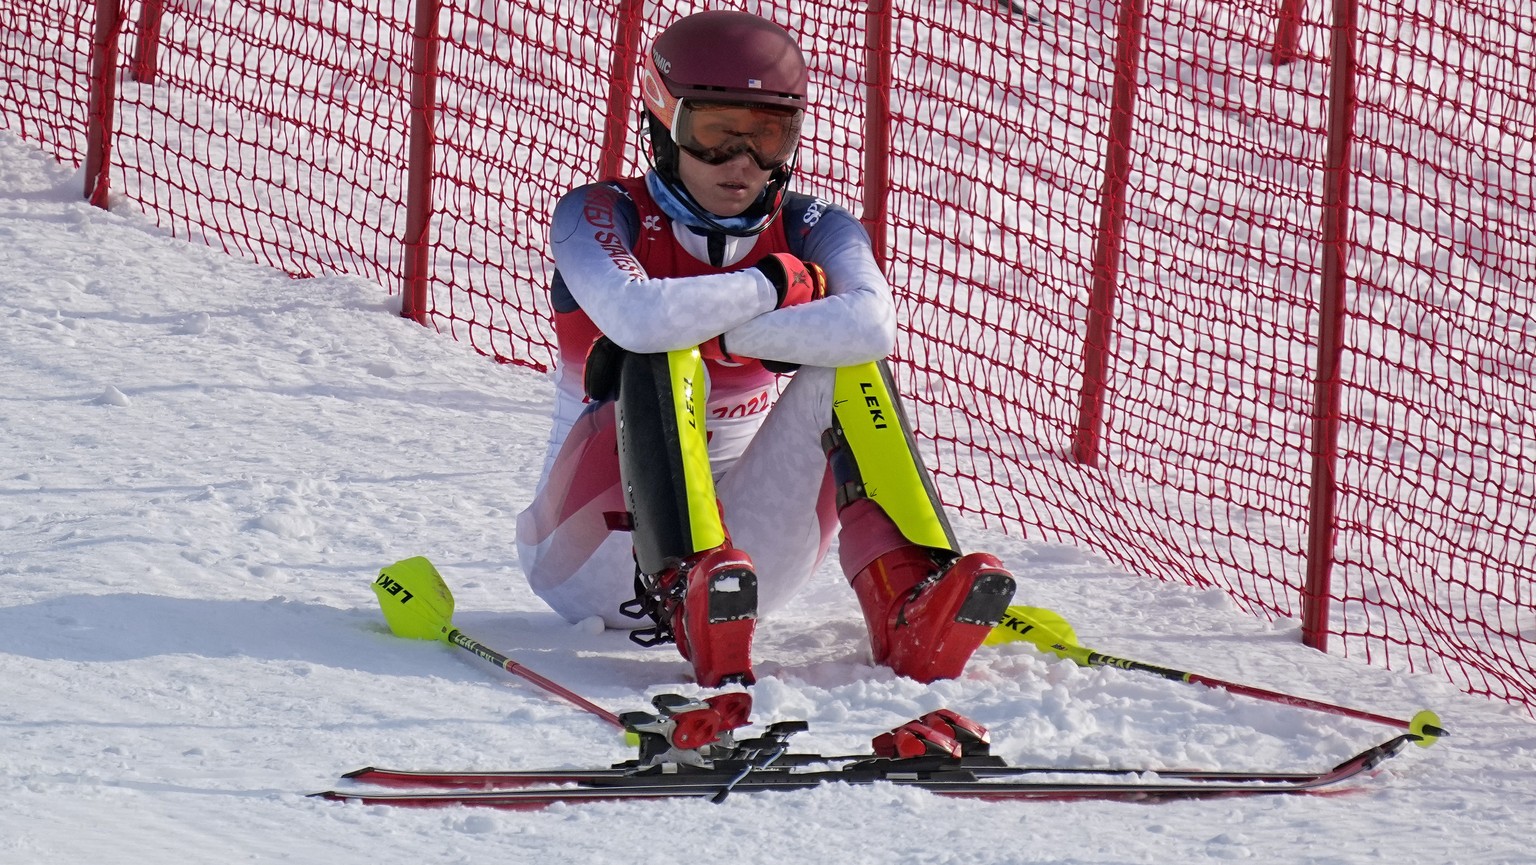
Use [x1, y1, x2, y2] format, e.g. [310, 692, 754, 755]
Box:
[675, 546, 758, 687]
[840, 499, 1015, 682]
[851, 546, 1015, 681]
[624, 545, 758, 688]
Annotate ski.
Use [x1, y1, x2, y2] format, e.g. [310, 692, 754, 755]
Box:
[341, 752, 1336, 790]
[314, 735, 1413, 809]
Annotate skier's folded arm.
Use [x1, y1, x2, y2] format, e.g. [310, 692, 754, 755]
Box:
[721, 227, 897, 367]
[551, 188, 781, 353]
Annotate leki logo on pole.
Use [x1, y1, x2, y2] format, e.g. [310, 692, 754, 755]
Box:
[858, 381, 890, 430]
[374, 572, 414, 604]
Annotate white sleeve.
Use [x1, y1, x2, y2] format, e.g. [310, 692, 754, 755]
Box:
[550, 184, 781, 353]
[719, 207, 897, 368]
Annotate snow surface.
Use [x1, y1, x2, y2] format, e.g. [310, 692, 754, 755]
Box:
[3, 130, 1534, 864]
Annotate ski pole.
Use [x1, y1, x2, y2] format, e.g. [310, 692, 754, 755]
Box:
[372, 556, 625, 730]
[989, 605, 1445, 746]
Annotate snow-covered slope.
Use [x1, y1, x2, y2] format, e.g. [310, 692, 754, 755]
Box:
[3, 131, 1533, 863]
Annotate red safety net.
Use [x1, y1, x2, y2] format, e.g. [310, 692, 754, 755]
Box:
[2, 0, 1533, 710]
[3, 0, 92, 162]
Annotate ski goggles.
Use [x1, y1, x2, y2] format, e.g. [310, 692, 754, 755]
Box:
[671, 101, 804, 171]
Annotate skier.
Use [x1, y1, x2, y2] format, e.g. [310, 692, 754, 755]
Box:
[516, 10, 1016, 687]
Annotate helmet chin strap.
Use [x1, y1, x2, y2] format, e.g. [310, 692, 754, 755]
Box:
[643, 112, 795, 238]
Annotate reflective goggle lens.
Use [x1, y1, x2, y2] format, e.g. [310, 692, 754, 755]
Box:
[672, 101, 804, 170]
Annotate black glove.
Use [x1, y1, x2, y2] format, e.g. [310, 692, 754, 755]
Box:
[583, 335, 626, 401]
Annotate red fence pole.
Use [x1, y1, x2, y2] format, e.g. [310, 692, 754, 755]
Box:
[598, 0, 647, 181]
[1071, 0, 1146, 465]
[84, 0, 124, 208]
[861, 0, 893, 269]
[401, 0, 442, 325]
[131, 0, 166, 83]
[1271, 0, 1308, 64]
[1302, 0, 1359, 652]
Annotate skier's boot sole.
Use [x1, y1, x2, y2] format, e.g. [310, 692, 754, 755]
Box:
[675, 546, 758, 687]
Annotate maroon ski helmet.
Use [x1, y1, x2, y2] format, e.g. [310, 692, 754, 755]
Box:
[640, 10, 808, 132]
